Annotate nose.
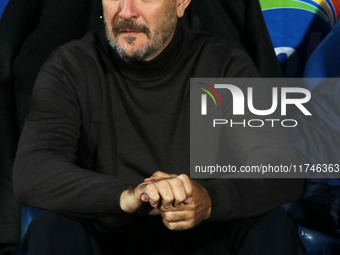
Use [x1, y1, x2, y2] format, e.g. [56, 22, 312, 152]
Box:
[119, 0, 139, 20]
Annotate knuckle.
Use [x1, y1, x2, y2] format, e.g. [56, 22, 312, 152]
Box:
[150, 195, 160, 202]
[179, 174, 189, 181]
[163, 193, 174, 202]
[158, 180, 169, 187]
[175, 196, 186, 204]
[172, 178, 182, 187]
[145, 184, 155, 193]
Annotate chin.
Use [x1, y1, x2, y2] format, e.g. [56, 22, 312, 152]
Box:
[120, 41, 147, 52]
[119, 33, 147, 43]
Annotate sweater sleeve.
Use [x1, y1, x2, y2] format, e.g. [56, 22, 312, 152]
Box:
[12, 48, 133, 220]
[202, 48, 304, 221]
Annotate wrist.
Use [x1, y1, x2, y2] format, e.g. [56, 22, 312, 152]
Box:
[120, 187, 135, 213]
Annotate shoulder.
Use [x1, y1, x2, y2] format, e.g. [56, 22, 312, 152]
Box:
[183, 26, 244, 56]
[36, 30, 108, 87]
[33, 31, 106, 100]
[182, 27, 260, 77]
[43, 30, 104, 70]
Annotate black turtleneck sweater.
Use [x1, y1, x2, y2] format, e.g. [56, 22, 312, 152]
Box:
[13, 24, 303, 230]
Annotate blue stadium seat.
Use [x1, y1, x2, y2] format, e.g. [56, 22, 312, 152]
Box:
[0, 0, 10, 17]
[298, 18, 340, 255]
[304, 19, 340, 89]
[11, 206, 40, 255]
[20, 206, 40, 240]
[298, 225, 340, 255]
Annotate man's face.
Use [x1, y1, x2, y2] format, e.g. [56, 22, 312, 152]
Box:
[103, 0, 180, 62]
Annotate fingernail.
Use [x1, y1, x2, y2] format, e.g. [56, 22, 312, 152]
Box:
[185, 197, 192, 204]
[141, 194, 149, 202]
[144, 177, 155, 182]
[165, 205, 170, 209]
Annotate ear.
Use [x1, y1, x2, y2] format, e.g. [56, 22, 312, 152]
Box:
[176, 0, 191, 18]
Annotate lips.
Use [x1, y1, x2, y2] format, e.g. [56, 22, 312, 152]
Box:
[119, 30, 142, 34]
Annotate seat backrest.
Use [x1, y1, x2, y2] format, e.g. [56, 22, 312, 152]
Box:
[260, 0, 340, 77]
[20, 206, 40, 240]
[0, 0, 10, 17]
[296, 17, 340, 255]
[303, 19, 340, 91]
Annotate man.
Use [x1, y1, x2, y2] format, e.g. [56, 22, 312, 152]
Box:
[13, 0, 304, 254]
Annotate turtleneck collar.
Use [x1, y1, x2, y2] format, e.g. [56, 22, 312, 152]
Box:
[98, 23, 184, 84]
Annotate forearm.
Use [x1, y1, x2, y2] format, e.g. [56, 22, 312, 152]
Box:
[13, 148, 134, 217]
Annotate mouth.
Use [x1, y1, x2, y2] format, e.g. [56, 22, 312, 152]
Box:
[112, 20, 150, 38]
[119, 29, 143, 35]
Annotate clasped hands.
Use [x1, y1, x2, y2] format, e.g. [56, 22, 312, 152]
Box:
[120, 171, 212, 230]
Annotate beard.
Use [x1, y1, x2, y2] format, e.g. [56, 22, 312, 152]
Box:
[105, 6, 177, 62]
